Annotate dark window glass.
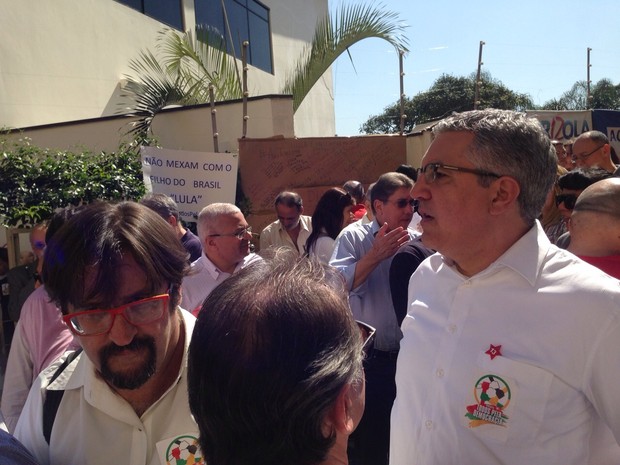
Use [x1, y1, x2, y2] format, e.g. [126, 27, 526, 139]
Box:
[195, 0, 273, 74]
[116, 0, 183, 30]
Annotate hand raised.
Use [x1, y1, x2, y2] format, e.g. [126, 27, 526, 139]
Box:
[372, 223, 409, 261]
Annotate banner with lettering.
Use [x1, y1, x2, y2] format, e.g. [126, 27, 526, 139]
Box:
[140, 147, 239, 222]
[592, 110, 620, 161]
[526, 110, 592, 142]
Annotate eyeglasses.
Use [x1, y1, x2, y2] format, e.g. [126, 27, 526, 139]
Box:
[356, 320, 376, 356]
[417, 163, 502, 184]
[571, 145, 605, 162]
[384, 198, 417, 209]
[209, 226, 252, 240]
[63, 293, 169, 336]
[555, 194, 578, 210]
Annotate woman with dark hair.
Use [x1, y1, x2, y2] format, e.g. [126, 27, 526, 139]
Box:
[306, 188, 355, 264]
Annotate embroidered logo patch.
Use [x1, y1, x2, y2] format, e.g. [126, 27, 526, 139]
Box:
[465, 374, 511, 428]
[165, 435, 205, 465]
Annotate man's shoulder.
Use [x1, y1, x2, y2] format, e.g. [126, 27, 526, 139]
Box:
[339, 219, 373, 237]
[7, 263, 34, 281]
[241, 253, 263, 267]
[181, 230, 202, 256]
[260, 220, 280, 235]
[184, 256, 215, 283]
[395, 239, 435, 260]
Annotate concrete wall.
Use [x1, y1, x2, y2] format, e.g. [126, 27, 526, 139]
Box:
[2, 95, 295, 153]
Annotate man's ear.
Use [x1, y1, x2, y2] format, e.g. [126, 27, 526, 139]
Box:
[489, 177, 520, 216]
[299, 206, 305, 215]
[373, 199, 383, 218]
[322, 384, 356, 436]
[167, 215, 178, 227]
[205, 236, 218, 249]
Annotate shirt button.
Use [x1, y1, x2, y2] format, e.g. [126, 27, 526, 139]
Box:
[425, 420, 433, 430]
[436, 368, 444, 378]
[447, 324, 457, 334]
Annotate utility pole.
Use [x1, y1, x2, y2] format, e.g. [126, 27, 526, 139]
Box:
[399, 50, 406, 135]
[586, 47, 592, 109]
[474, 41, 485, 110]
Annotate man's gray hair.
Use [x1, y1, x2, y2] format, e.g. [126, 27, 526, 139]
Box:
[197, 203, 242, 240]
[434, 109, 556, 224]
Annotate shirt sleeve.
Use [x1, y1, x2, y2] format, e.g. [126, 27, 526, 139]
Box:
[312, 236, 336, 265]
[13, 364, 55, 465]
[1, 320, 34, 434]
[583, 305, 620, 445]
[329, 231, 363, 293]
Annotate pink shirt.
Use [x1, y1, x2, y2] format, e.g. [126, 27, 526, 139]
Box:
[1, 285, 77, 433]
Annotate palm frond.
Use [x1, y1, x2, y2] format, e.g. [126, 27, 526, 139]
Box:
[119, 50, 186, 138]
[118, 27, 243, 137]
[282, 3, 409, 112]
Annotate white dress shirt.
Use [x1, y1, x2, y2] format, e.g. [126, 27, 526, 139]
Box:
[391, 222, 620, 465]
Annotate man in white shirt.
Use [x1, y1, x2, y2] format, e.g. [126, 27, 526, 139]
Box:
[14, 201, 204, 465]
[391, 109, 620, 465]
[181, 203, 261, 315]
[259, 191, 312, 256]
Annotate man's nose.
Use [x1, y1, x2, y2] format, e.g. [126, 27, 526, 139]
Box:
[107, 313, 138, 346]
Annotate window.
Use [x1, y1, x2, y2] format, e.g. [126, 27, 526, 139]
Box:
[196, 0, 273, 74]
[116, 0, 184, 30]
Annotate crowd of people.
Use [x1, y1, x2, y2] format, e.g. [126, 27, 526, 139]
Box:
[0, 108, 619, 465]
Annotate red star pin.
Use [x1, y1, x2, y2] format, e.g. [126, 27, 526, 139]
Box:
[485, 344, 502, 360]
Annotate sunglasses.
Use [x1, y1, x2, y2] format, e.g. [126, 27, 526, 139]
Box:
[356, 320, 376, 356]
[555, 194, 578, 210]
[385, 198, 417, 209]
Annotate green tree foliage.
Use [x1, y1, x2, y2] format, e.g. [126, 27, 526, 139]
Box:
[361, 71, 534, 134]
[591, 79, 620, 109]
[0, 137, 146, 227]
[543, 78, 620, 110]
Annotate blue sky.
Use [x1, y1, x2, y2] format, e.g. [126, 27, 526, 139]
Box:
[332, 0, 620, 135]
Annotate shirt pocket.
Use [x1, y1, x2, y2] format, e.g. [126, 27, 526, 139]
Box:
[461, 351, 554, 445]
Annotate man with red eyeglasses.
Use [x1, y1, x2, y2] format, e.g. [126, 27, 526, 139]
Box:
[14, 202, 204, 465]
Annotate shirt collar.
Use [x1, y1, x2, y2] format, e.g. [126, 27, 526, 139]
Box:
[441, 221, 550, 287]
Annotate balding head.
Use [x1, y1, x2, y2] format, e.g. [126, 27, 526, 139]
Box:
[568, 178, 620, 256]
[572, 131, 615, 172]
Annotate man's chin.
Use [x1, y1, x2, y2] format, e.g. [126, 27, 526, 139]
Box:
[99, 338, 156, 390]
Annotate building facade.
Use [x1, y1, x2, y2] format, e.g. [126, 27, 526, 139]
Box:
[0, 0, 335, 137]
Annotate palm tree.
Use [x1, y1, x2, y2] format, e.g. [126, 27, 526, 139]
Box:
[120, 3, 409, 137]
[283, 3, 408, 112]
[119, 26, 242, 139]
